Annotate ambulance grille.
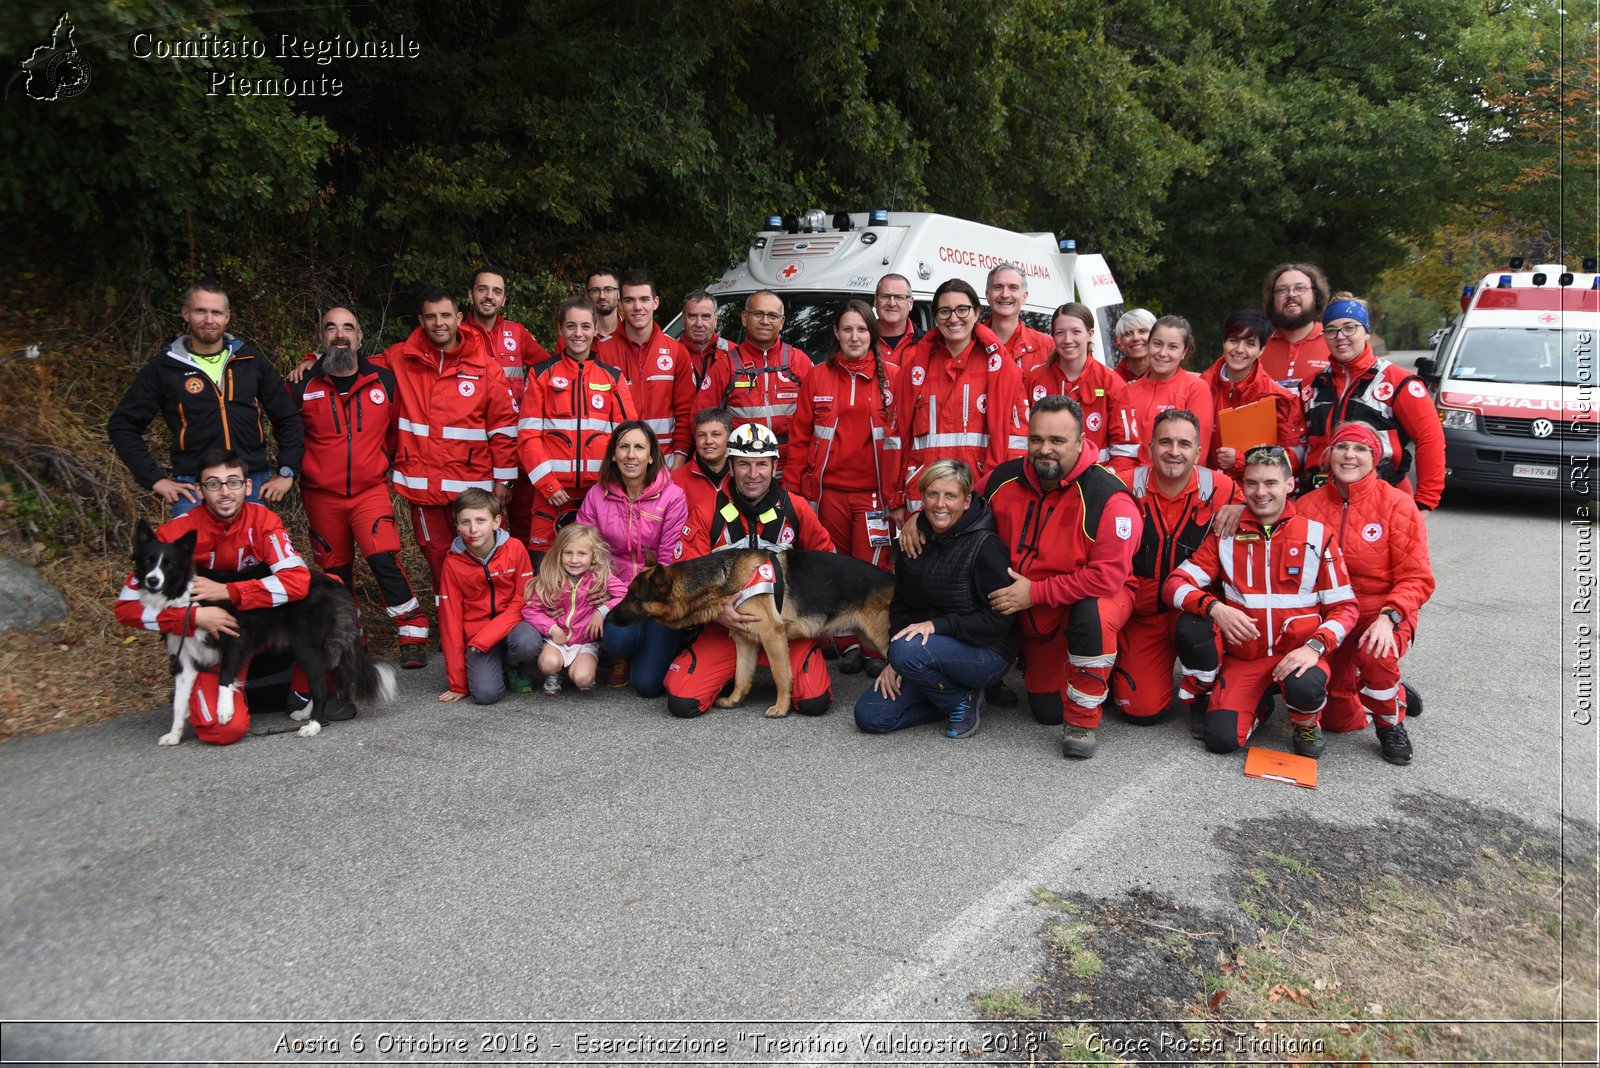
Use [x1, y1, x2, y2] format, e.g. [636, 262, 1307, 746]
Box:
[768, 235, 847, 256]
[1482, 416, 1598, 440]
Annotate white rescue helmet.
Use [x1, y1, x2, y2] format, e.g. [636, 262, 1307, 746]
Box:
[726, 423, 781, 459]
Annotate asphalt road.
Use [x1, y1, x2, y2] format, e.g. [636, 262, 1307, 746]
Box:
[2, 358, 1594, 1065]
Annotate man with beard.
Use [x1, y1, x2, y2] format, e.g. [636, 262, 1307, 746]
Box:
[289, 307, 431, 667]
[585, 266, 623, 339]
[110, 281, 304, 516]
[1259, 263, 1333, 392]
[981, 396, 1142, 758]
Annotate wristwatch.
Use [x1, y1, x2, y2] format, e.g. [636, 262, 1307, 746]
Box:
[1304, 637, 1327, 657]
[1381, 608, 1403, 626]
[277, 465, 295, 479]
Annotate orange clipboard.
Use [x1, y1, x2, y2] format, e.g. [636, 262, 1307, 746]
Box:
[1243, 745, 1319, 789]
[1219, 397, 1278, 455]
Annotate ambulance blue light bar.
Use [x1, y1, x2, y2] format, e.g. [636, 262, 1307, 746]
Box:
[1497, 275, 1513, 288]
[868, 209, 889, 226]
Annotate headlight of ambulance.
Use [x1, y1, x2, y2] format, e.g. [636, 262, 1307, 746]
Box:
[1439, 408, 1478, 431]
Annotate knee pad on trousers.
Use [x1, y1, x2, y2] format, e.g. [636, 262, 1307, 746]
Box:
[328, 563, 355, 590]
[1204, 709, 1242, 754]
[667, 694, 704, 719]
[1028, 690, 1063, 725]
[1173, 612, 1219, 670]
[1281, 667, 1328, 713]
[795, 694, 831, 717]
[1120, 707, 1169, 726]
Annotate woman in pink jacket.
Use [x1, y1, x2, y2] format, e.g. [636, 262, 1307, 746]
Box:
[576, 421, 689, 696]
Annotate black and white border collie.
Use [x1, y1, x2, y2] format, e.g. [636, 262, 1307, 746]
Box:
[128, 519, 397, 745]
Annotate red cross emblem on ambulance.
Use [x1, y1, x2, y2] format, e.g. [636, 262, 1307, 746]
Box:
[1538, 313, 1559, 325]
[779, 262, 802, 281]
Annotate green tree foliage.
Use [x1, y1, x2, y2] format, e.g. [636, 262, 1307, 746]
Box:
[0, 0, 1549, 355]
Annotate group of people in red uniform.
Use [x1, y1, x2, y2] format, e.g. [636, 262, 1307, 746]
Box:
[112, 260, 1438, 768]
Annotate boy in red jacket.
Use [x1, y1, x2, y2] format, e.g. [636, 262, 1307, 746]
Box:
[436, 489, 540, 704]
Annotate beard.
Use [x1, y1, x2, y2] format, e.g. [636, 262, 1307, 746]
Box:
[323, 346, 358, 376]
[1030, 454, 1063, 482]
[1269, 304, 1318, 332]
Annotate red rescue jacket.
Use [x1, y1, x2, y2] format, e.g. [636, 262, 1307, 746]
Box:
[1295, 473, 1435, 624]
[516, 352, 636, 499]
[289, 358, 399, 498]
[894, 322, 1028, 510]
[699, 338, 814, 467]
[1024, 356, 1126, 464]
[115, 503, 311, 635]
[377, 324, 519, 506]
[1124, 465, 1241, 615]
[1302, 347, 1445, 509]
[474, 314, 552, 408]
[1164, 499, 1359, 662]
[980, 447, 1142, 638]
[1107, 370, 1215, 480]
[437, 530, 534, 694]
[786, 354, 901, 506]
[1199, 357, 1308, 476]
[594, 325, 696, 462]
[986, 318, 1054, 371]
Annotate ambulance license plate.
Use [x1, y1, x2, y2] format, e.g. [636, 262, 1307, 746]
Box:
[1513, 464, 1559, 480]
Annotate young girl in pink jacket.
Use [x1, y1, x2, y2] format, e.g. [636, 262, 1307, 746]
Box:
[521, 524, 628, 694]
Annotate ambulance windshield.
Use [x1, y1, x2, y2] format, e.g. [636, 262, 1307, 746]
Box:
[1450, 327, 1595, 386]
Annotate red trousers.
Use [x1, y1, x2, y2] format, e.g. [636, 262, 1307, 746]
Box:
[1021, 588, 1135, 729]
[303, 486, 428, 646]
[1322, 617, 1414, 732]
[1207, 652, 1331, 750]
[408, 502, 455, 596]
[665, 623, 832, 715]
[814, 487, 894, 571]
[1111, 609, 1220, 721]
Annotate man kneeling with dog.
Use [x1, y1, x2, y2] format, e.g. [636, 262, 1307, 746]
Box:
[115, 449, 312, 744]
[662, 423, 839, 717]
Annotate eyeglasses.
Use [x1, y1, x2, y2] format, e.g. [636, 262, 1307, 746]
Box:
[1324, 323, 1365, 338]
[1273, 284, 1312, 296]
[935, 304, 975, 321]
[586, 285, 618, 296]
[745, 310, 784, 322]
[876, 293, 911, 303]
[200, 477, 247, 491]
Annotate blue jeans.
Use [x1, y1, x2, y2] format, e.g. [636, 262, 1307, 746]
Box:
[602, 619, 683, 699]
[172, 471, 271, 517]
[854, 633, 1011, 733]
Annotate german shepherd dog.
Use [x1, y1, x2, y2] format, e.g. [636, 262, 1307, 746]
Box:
[128, 519, 397, 745]
[612, 549, 893, 717]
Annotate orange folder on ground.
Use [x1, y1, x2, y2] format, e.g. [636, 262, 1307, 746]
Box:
[1219, 397, 1278, 455]
[1243, 745, 1319, 789]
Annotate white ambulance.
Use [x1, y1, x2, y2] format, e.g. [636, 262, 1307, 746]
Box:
[1417, 263, 1599, 498]
[668, 209, 1127, 364]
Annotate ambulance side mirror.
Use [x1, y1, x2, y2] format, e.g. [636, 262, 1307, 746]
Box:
[1414, 356, 1437, 381]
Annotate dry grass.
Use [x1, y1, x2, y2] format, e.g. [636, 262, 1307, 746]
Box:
[1186, 845, 1599, 1064]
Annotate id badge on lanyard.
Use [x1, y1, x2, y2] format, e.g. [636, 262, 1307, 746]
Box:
[864, 509, 892, 547]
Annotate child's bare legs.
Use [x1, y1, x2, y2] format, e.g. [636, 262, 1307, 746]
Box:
[537, 643, 565, 678]
[569, 652, 598, 690]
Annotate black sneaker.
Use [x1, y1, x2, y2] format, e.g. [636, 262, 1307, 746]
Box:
[1292, 722, 1326, 759]
[986, 681, 1020, 708]
[401, 647, 427, 670]
[1402, 682, 1422, 719]
[946, 689, 983, 739]
[1376, 723, 1413, 765]
[838, 647, 865, 674]
[863, 657, 886, 679]
[1188, 693, 1210, 740]
[1062, 724, 1097, 759]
